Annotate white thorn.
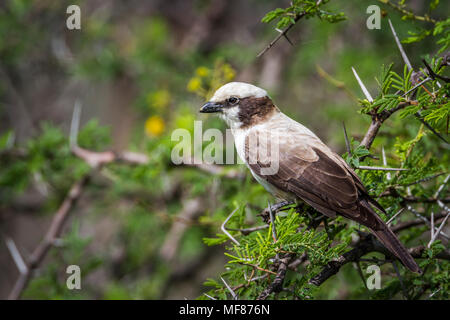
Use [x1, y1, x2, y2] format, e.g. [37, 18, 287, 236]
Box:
[351, 67, 373, 102]
[70, 100, 82, 149]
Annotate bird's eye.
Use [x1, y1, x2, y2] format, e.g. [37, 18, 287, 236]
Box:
[228, 97, 239, 105]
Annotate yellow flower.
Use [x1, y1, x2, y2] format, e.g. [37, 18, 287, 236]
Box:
[187, 77, 202, 92]
[195, 66, 210, 77]
[147, 90, 170, 110]
[223, 63, 236, 81]
[145, 116, 165, 137]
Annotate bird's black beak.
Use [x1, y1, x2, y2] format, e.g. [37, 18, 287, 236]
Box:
[199, 101, 223, 113]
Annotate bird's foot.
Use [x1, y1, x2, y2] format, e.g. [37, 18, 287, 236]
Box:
[259, 200, 295, 224]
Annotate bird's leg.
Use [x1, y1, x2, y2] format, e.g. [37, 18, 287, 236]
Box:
[271, 200, 295, 212]
[259, 200, 295, 224]
[268, 201, 278, 243]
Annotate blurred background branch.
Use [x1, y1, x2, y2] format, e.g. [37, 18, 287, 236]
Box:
[0, 0, 448, 300]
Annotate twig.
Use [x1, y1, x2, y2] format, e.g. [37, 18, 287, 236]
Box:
[159, 198, 204, 262]
[387, 207, 405, 225]
[316, 64, 358, 102]
[221, 277, 238, 300]
[7, 103, 152, 299]
[391, 212, 446, 233]
[423, 59, 450, 83]
[184, 158, 244, 179]
[257, 12, 307, 58]
[231, 274, 269, 292]
[69, 100, 82, 149]
[406, 205, 449, 239]
[5, 238, 28, 275]
[379, 1, 437, 24]
[8, 174, 90, 300]
[70, 103, 149, 167]
[309, 234, 376, 286]
[238, 262, 277, 275]
[436, 200, 450, 213]
[310, 233, 450, 287]
[414, 112, 449, 144]
[221, 208, 241, 246]
[404, 172, 446, 187]
[409, 245, 450, 260]
[72, 146, 149, 167]
[403, 77, 432, 97]
[257, 255, 293, 300]
[256, 0, 323, 58]
[382, 146, 391, 180]
[434, 174, 450, 199]
[351, 67, 374, 102]
[353, 70, 414, 150]
[203, 293, 216, 300]
[388, 19, 412, 71]
[360, 120, 382, 150]
[268, 201, 277, 242]
[226, 224, 269, 235]
[357, 166, 408, 171]
[343, 122, 351, 155]
[427, 212, 450, 248]
[388, 20, 448, 144]
[431, 212, 435, 241]
[429, 288, 441, 299]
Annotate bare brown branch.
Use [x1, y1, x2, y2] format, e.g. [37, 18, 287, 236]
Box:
[8, 174, 90, 300]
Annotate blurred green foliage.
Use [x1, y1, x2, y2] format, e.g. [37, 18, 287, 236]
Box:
[0, 0, 448, 300]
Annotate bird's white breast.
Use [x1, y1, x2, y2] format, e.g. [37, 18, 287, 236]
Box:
[232, 111, 320, 162]
[231, 111, 317, 201]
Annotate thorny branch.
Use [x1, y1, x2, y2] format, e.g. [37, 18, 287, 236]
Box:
[257, 254, 294, 300]
[7, 104, 152, 300]
[256, 0, 323, 58]
[310, 233, 450, 287]
[8, 174, 90, 300]
[257, 12, 306, 58]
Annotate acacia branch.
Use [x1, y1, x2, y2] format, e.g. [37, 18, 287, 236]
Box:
[7, 146, 149, 299]
[184, 160, 244, 179]
[257, 254, 294, 300]
[8, 174, 90, 300]
[391, 212, 447, 233]
[310, 233, 450, 287]
[360, 101, 414, 150]
[257, 0, 324, 58]
[159, 198, 205, 262]
[309, 234, 377, 286]
[378, 0, 437, 24]
[7, 105, 152, 299]
[257, 12, 307, 58]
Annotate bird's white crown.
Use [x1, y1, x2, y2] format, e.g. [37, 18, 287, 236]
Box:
[210, 82, 268, 102]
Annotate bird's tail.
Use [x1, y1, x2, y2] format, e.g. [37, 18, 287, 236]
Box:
[369, 224, 421, 273]
[353, 198, 421, 273]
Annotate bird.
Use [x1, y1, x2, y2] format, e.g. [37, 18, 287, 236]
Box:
[199, 81, 420, 273]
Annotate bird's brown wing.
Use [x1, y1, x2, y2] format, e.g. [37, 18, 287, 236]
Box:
[244, 131, 384, 230]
